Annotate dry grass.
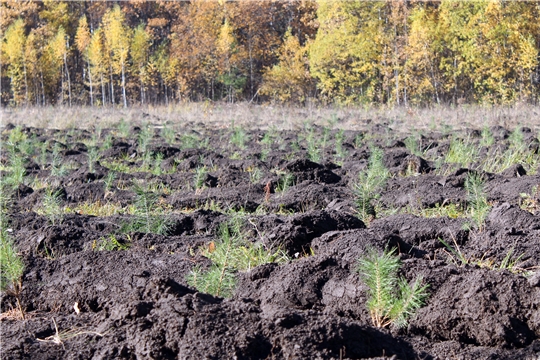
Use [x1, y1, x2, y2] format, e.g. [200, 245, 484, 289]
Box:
[2, 102, 539, 133]
[0, 307, 25, 321]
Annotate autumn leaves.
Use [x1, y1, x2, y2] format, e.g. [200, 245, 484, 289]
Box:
[1, 1, 540, 107]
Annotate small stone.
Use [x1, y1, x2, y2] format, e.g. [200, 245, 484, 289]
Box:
[527, 271, 540, 287]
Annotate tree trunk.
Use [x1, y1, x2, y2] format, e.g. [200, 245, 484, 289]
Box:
[23, 61, 28, 106]
[88, 62, 94, 106]
[121, 63, 127, 108]
[64, 47, 72, 107]
[140, 70, 144, 105]
[40, 70, 45, 106]
[101, 73, 105, 107]
[110, 63, 115, 105]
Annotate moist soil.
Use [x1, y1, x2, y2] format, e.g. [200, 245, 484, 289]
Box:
[1, 120, 540, 359]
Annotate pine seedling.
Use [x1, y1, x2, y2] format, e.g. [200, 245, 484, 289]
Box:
[103, 171, 116, 191]
[464, 172, 490, 231]
[194, 166, 208, 192]
[249, 167, 263, 184]
[306, 128, 321, 163]
[357, 248, 429, 328]
[161, 124, 176, 145]
[138, 124, 153, 154]
[276, 173, 295, 193]
[0, 215, 25, 318]
[87, 147, 100, 173]
[38, 142, 48, 168]
[188, 265, 237, 298]
[42, 188, 64, 225]
[152, 152, 164, 176]
[334, 130, 348, 164]
[354, 147, 389, 224]
[480, 126, 494, 147]
[230, 126, 248, 150]
[404, 135, 421, 156]
[187, 218, 289, 298]
[102, 134, 114, 150]
[187, 223, 237, 298]
[6, 152, 26, 187]
[122, 184, 171, 235]
[117, 118, 131, 138]
[50, 144, 68, 177]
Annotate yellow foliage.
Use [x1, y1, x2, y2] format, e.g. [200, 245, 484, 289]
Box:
[75, 16, 91, 54]
[260, 29, 313, 103]
[102, 6, 131, 74]
[309, 1, 386, 104]
[1, 18, 26, 104]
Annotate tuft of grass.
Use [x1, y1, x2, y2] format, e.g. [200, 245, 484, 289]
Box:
[92, 234, 130, 251]
[357, 248, 429, 328]
[187, 217, 289, 298]
[445, 137, 478, 169]
[353, 147, 390, 224]
[438, 237, 526, 274]
[66, 201, 124, 217]
[416, 203, 466, 219]
[482, 144, 539, 175]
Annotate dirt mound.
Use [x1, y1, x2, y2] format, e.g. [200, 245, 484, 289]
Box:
[2, 122, 539, 359]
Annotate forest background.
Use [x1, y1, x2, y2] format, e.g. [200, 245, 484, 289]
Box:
[1, 0, 540, 108]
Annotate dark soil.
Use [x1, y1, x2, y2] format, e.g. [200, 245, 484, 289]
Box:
[1, 120, 540, 359]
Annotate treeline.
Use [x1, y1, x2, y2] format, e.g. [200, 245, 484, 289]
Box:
[1, 0, 539, 107]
